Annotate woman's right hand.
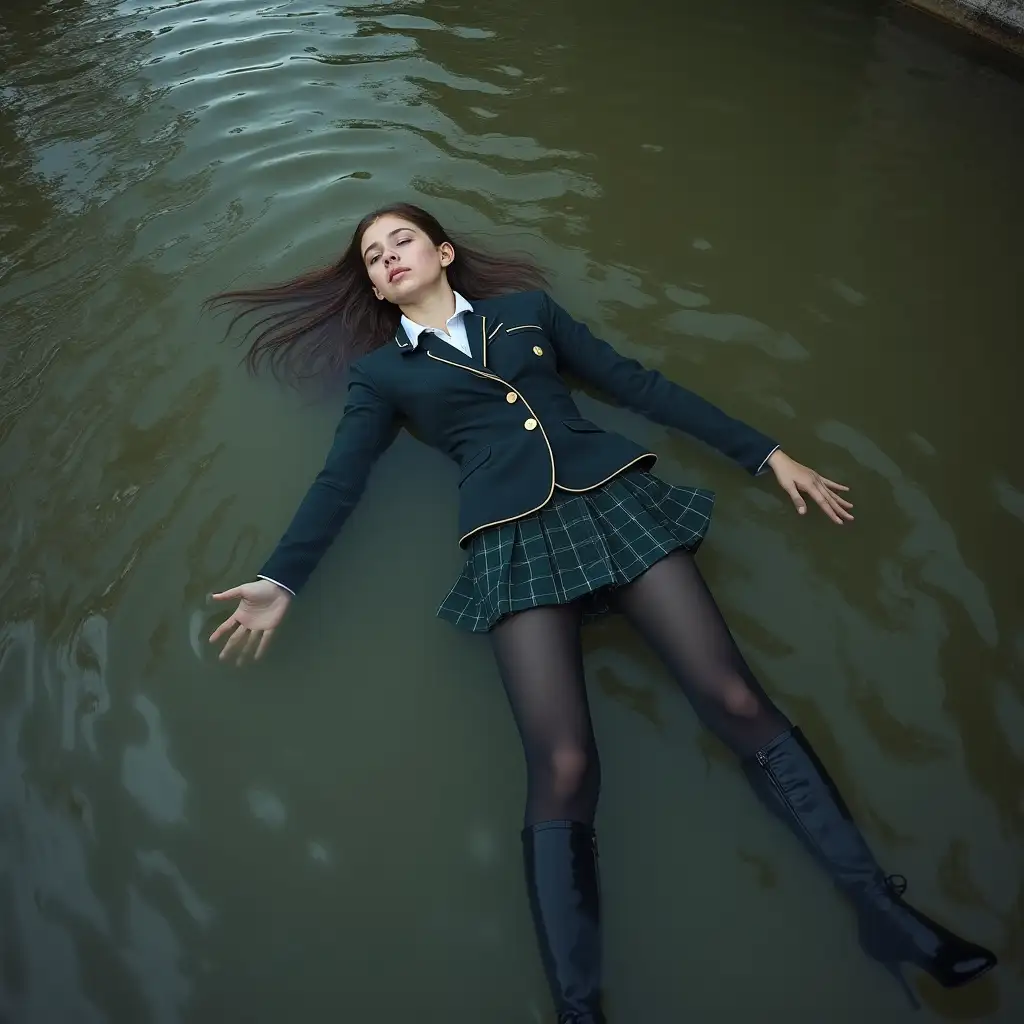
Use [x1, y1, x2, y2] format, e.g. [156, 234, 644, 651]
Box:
[209, 579, 292, 664]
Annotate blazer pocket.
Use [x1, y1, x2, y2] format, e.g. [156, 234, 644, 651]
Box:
[562, 417, 604, 433]
[459, 445, 491, 486]
[504, 324, 545, 334]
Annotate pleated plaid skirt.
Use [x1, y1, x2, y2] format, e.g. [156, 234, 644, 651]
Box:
[437, 469, 715, 633]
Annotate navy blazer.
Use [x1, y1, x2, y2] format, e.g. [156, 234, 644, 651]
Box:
[259, 290, 778, 595]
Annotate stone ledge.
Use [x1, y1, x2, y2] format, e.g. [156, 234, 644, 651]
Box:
[900, 0, 1024, 56]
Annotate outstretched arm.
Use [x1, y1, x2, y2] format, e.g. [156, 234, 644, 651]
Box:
[542, 292, 852, 524]
[258, 364, 399, 594]
[542, 291, 777, 474]
[210, 363, 399, 664]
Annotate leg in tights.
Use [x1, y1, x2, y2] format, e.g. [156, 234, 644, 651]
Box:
[615, 549, 790, 757]
[489, 603, 600, 826]
[616, 549, 999, 1003]
[491, 604, 606, 1021]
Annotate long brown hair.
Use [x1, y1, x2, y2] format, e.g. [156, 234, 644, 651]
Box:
[203, 202, 548, 387]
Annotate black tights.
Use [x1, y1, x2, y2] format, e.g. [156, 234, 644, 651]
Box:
[489, 550, 792, 827]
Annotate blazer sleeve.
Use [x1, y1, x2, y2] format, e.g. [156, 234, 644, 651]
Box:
[257, 363, 398, 596]
[541, 291, 779, 475]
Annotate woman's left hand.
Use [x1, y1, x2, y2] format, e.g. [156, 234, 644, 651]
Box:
[767, 449, 854, 524]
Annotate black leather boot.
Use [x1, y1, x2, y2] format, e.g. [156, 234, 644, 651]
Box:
[522, 820, 606, 1024]
[744, 727, 997, 1008]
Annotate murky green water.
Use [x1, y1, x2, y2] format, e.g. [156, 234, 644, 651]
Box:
[2, 1, 1022, 1020]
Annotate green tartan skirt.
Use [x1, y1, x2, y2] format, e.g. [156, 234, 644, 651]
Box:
[436, 469, 715, 633]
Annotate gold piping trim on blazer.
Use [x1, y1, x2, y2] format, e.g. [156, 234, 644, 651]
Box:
[554, 453, 659, 493]
[425, 349, 556, 547]
[504, 324, 543, 333]
[487, 321, 503, 341]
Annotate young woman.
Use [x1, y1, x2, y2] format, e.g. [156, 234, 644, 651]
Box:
[206, 203, 996, 1021]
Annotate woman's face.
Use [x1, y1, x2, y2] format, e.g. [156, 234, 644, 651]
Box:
[360, 214, 453, 304]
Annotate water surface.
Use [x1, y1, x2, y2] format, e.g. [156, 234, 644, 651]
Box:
[1, 1, 1022, 1021]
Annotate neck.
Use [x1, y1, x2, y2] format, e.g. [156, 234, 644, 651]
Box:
[401, 280, 456, 333]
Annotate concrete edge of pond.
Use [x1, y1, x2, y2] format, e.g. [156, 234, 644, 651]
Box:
[900, 0, 1024, 59]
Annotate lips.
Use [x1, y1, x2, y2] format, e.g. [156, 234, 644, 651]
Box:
[388, 267, 409, 283]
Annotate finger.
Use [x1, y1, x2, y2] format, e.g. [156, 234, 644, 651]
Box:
[823, 487, 855, 521]
[219, 624, 250, 662]
[238, 629, 262, 666]
[809, 483, 843, 524]
[824, 490, 854, 510]
[817, 478, 854, 513]
[209, 614, 239, 644]
[784, 481, 808, 515]
[824, 486, 855, 519]
[212, 587, 244, 601]
[818, 478, 850, 492]
[254, 629, 275, 661]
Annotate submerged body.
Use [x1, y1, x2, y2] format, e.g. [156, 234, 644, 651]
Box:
[206, 205, 997, 1020]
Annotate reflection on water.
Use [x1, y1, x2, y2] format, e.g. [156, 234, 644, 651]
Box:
[1, 0, 1022, 1021]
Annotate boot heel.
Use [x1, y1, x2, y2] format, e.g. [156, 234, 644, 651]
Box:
[746, 729, 997, 1006]
[859, 912, 921, 1009]
[877, 960, 921, 1011]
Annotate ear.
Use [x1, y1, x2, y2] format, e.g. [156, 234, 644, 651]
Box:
[372, 286, 384, 300]
[439, 242, 455, 266]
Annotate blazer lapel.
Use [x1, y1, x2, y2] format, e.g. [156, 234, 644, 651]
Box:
[396, 322, 475, 369]
[465, 313, 487, 367]
[397, 312, 491, 371]
[421, 330, 479, 373]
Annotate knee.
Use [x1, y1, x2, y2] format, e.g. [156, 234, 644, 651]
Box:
[721, 676, 761, 718]
[546, 745, 600, 803]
